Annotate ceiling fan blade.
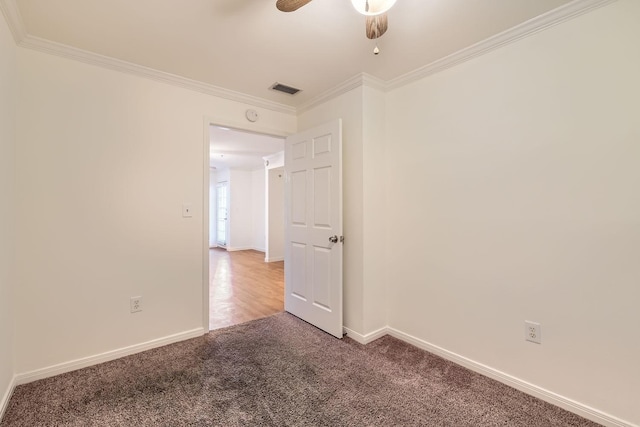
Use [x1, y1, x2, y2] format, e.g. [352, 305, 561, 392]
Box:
[365, 13, 388, 39]
[276, 0, 313, 12]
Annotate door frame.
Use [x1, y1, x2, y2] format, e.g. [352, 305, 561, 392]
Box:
[201, 116, 291, 331]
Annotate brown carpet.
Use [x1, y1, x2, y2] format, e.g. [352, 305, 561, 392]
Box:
[2, 313, 598, 426]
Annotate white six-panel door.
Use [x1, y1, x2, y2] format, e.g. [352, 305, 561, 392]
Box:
[284, 119, 343, 338]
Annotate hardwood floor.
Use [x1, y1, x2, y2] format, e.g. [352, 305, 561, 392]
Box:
[209, 248, 284, 330]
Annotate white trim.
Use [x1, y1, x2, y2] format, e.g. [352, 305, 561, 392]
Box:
[386, 0, 617, 90]
[14, 328, 205, 386]
[265, 256, 284, 263]
[206, 117, 292, 139]
[343, 326, 388, 345]
[202, 118, 211, 333]
[17, 34, 296, 116]
[226, 246, 255, 252]
[298, 73, 386, 114]
[361, 73, 387, 92]
[264, 151, 285, 170]
[0, 374, 17, 421]
[386, 327, 636, 427]
[0, 0, 25, 43]
[298, 74, 366, 113]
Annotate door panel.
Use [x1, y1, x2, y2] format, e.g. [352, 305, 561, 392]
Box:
[291, 243, 307, 300]
[284, 119, 343, 338]
[291, 171, 307, 225]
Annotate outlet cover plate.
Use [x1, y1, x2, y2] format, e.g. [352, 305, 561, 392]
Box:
[525, 321, 541, 344]
[130, 296, 143, 313]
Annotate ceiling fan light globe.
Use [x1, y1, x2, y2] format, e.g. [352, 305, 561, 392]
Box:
[351, 0, 397, 16]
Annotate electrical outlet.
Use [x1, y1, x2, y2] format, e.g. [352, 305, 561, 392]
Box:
[130, 296, 143, 313]
[525, 321, 541, 344]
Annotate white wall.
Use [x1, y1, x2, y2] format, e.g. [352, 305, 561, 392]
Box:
[251, 168, 266, 252]
[385, 0, 640, 424]
[14, 47, 295, 375]
[216, 168, 267, 252]
[362, 85, 387, 334]
[266, 166, 284, 262]
[0, 11, 16, 416]
[227, 169, 252, 251]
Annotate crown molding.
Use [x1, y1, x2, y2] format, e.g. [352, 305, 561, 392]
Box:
[361, 73, 387, 92]
[0, 0, 294, 114]
[386, 0, 618, 90]
[299, 0, 616, 112]
[298, 73, 387, 114]
[298, 74, 367, 114]
[3, 0, 617, 116]
[0, 0, 26, 43]
[17, 34, 296, 115]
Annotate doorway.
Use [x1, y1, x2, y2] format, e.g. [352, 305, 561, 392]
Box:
[207, 123, 286, 331]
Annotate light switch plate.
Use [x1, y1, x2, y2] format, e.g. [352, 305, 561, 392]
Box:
[182, 204, 193, 218]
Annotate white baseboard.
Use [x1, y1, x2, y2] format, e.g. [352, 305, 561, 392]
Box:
[227, 247, 266, 253]
[343, 326, 388, 345]
[226, 246, 253, 252]
[386, 327, 635, 427]
[0, 374, 17, 422]
[265, 256, 284, 263]
[15, 327, 205, 386]
[4, 323, 633, 427]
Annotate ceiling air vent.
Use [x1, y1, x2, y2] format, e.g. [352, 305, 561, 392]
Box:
[270, 82, 301, 95]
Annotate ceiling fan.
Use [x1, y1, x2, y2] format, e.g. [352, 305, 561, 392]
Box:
[276, 0, 396, 40]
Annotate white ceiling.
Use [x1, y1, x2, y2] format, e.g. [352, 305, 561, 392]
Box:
[210, 125, 284, 171]
[14, 0, 573, 108]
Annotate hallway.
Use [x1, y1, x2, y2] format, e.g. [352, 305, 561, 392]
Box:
[209, 248, 284, 330]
